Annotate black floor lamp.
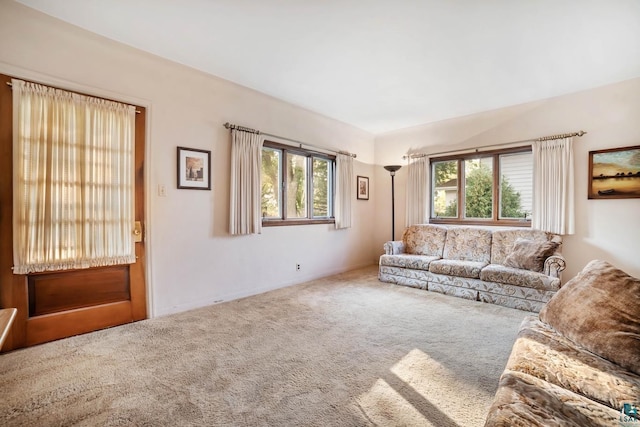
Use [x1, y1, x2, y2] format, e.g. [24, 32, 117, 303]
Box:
[384, 165, 402, 241]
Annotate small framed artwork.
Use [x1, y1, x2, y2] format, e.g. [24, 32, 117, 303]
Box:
[588, 145, 640, 199]
[357, 176, 369, 200]
[177, 146, 211, 190]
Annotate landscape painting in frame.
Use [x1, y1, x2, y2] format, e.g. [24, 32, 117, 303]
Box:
[588, 145, 640, 199]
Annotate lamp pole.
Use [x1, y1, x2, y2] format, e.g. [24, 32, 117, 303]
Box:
[384, 165, 402, 241]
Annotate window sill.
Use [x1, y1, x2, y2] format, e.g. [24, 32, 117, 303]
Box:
[429, 218, 531, 228]
[262, 218, 335, 227]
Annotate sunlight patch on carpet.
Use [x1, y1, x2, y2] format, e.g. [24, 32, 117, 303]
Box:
[355, 378, 429, 426]
[390, 348, 495, 425]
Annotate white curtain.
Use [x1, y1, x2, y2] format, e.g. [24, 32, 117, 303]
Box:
[335, 153, 353, 229]
[229, 129, 263, 235]
[406, 156, 429, 226]
[12, 79, 136, 274]
[532, 137, 575, 235]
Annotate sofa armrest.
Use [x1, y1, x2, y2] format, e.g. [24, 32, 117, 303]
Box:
[383, 241, 405, 255]
[544, 255, 566, 279]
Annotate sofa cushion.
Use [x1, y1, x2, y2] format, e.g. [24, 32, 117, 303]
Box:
[480, 264, 560, 291]
[401, 224, 447, 256]
[441, 227, 492, 263]
[485, 370, 620, 427]
[379, 254, 438, 271]
[539, 260, 640, 375]
[429, 259, 486, 279]
[503, 238, 559, 273]
[490, 229, 557, 266]
[506, 316, 640, 410]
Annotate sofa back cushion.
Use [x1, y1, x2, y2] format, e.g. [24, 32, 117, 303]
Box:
[539, 260, 640, 375]
[402, 224, 447, 257]
[442, 227, 492, 263]
[491, 229, 560, 266]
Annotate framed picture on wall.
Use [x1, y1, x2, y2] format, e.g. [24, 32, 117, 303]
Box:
[177, 146, 211, 190]
[357, 176, 369, 200]
[588, 145, 640, 199]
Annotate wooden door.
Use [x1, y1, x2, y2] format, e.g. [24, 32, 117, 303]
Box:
[0, 74, 147, 351]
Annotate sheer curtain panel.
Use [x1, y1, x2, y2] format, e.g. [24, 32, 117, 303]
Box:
[335, 153, 353, 229]
[12, 79, 136, 274]
[532, 137, 575, 235]
[406, 156, 429, 226]
[229, 129, 263, 235]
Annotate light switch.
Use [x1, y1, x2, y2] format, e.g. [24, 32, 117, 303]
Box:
[158, 184, 167, 197]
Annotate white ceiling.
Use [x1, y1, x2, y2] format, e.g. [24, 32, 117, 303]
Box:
[15, 0, 640, 134]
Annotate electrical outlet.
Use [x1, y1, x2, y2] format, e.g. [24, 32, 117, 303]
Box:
[296, 263, 301, 271]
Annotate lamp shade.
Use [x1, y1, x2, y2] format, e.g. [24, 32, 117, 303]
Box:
[384, 165, 402, 175]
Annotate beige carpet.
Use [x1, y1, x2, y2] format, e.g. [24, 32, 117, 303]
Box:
[0, 266, 528, 426]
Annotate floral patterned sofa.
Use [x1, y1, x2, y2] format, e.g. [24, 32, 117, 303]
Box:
[378, 224, 566, 312]
[485, 260, 640, 426]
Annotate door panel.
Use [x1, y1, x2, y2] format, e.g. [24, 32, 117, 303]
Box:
[0, 74, 147, 351]
[26, 301, 133, 346]
[28, 266, 130, 317]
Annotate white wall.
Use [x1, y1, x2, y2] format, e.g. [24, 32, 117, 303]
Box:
[0, 2, 378, 316]
[2, 2, 638, 313]
[374, 78, 640, 280]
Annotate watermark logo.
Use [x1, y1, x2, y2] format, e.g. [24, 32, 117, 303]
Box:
[620, 402, 639, 426]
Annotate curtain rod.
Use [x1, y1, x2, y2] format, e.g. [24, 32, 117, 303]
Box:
[5, 81, 142, 114]
[223, 122, 357, 158]
[404, 130, 587, 159]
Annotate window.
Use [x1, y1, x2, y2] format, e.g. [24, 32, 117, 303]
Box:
[430, 148, 532, 226]
[261, 141, 335, 225]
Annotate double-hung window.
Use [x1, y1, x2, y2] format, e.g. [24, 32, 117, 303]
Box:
[430, 147, 532, 226]
[261, 141, 335, 225]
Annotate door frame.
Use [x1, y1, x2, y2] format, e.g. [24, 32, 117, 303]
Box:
[0, 70, 153, 350]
